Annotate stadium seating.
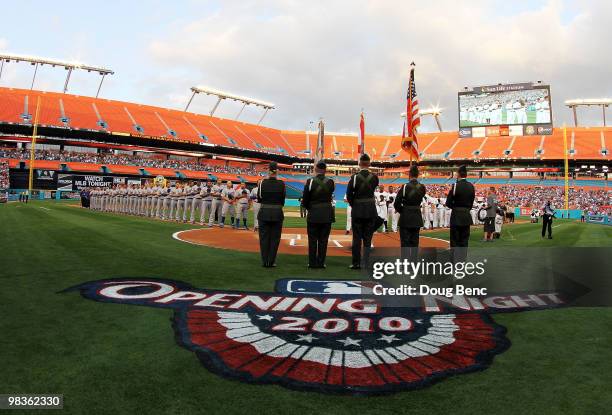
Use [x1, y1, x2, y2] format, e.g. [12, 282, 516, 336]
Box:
[0, 87, 610, 163]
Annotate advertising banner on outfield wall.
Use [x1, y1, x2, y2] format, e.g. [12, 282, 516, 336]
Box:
[57, 174, 127, 191]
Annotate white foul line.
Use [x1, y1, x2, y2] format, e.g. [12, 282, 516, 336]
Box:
[332, 240, 342, 248]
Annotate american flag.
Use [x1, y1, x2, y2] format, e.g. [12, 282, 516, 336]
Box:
[401, 65, 420, 161]
[358, 111, 365, 156]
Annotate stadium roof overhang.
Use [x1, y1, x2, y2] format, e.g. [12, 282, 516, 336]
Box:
[0, 53, 114, 97]
[565, 98, 611, 127]
[184, 86, 275, 125]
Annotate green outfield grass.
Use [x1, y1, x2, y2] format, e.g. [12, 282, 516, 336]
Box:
[1, 200, 611, 414]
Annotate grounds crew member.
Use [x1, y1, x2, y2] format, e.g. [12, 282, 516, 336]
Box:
[208, 179, 223, 227]
[301, 161, 335, 269]
[445, 165, 476, 263]
[393, 165, 426, 261]
[257, 161, 286, 268]
[346, 153, 379, 270]
[541, 200, 555, 239]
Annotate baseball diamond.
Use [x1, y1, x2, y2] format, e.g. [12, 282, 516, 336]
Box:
[2, 2, 612, 415]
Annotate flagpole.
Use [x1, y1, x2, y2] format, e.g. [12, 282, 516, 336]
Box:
[563, 124, 569, 211]
[28, 96, 42, 194]
[409, 63, 414, 168]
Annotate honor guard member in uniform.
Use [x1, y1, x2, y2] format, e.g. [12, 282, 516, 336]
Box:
[250, 184, 260, 231]
[393, 165, 426, 261]
[208, 179, 223, 227]
[257, 162, 286, 268]
[301, 161, 335, 269]
[445, 165, 476, 263]
[346, 153, 379, 270]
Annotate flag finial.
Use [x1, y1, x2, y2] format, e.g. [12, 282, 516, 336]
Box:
[410, 61, 415, 67]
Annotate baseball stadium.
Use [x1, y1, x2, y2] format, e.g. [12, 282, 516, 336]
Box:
[1, 2, 611, 414]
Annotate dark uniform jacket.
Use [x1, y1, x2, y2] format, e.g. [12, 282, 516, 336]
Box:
[257, 177, 286, 221]
[346, 170, 379, 219]
[445, 179, 476, 226]
[301, 174, 335, 223]
[394, 179, 426, 228]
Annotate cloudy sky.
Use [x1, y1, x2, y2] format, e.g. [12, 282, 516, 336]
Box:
[1, 0, 610, 134]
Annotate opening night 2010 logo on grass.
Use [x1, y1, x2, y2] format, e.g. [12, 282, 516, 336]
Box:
[63, 277, 565, 395]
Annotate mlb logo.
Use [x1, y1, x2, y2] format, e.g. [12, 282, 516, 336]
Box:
[275, 279, 374, 295]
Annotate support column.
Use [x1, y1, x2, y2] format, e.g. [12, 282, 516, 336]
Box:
[184, 91, 197, 112]
[30, 63, 39, 90]
[96, 74, 107, 98]
[63, 67, 73, 93]
[210, 97, 223, 116]
[257, 108, 270, 125]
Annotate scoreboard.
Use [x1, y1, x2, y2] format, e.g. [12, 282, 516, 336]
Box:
[458, 82, 553, 137]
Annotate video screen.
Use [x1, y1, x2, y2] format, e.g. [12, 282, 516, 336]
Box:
[459, 83, 552, 132]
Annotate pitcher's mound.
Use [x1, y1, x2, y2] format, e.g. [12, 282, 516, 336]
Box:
[173, 227, 448, 256]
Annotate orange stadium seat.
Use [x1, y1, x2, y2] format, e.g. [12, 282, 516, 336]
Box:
[0, 87, 609, 164]
[479, 136, 513, 159]
[421, 132, 457, 158]
[569, 128, 608, 160]
[541, 134, 565, 159]
[449, 137, 484, 160]
[124, 103, 170, 138]
[105, 164, 142, 175]
[280, 131, 313, 155]
[65, 162, 103, 173]
[94, 99, 138, 134]
[62, 95, 104, 131]
[509, 135, 541, 159]
[0, 88, 28, 124]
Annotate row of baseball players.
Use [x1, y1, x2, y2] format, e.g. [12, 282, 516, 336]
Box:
[89, 180, 261, 230]
[344, 185, 489, 233]
[460, 98, 550, 125]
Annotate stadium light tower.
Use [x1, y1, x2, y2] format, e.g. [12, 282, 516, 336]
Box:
[564, 98, 612, 127]
[184, 86, 275, 125]
[0, 53, 114, 97]
[402, 107, 444, 131]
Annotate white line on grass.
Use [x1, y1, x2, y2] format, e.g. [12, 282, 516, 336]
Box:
[39, 207, 51, 211]
[172, 228, 211, 246]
